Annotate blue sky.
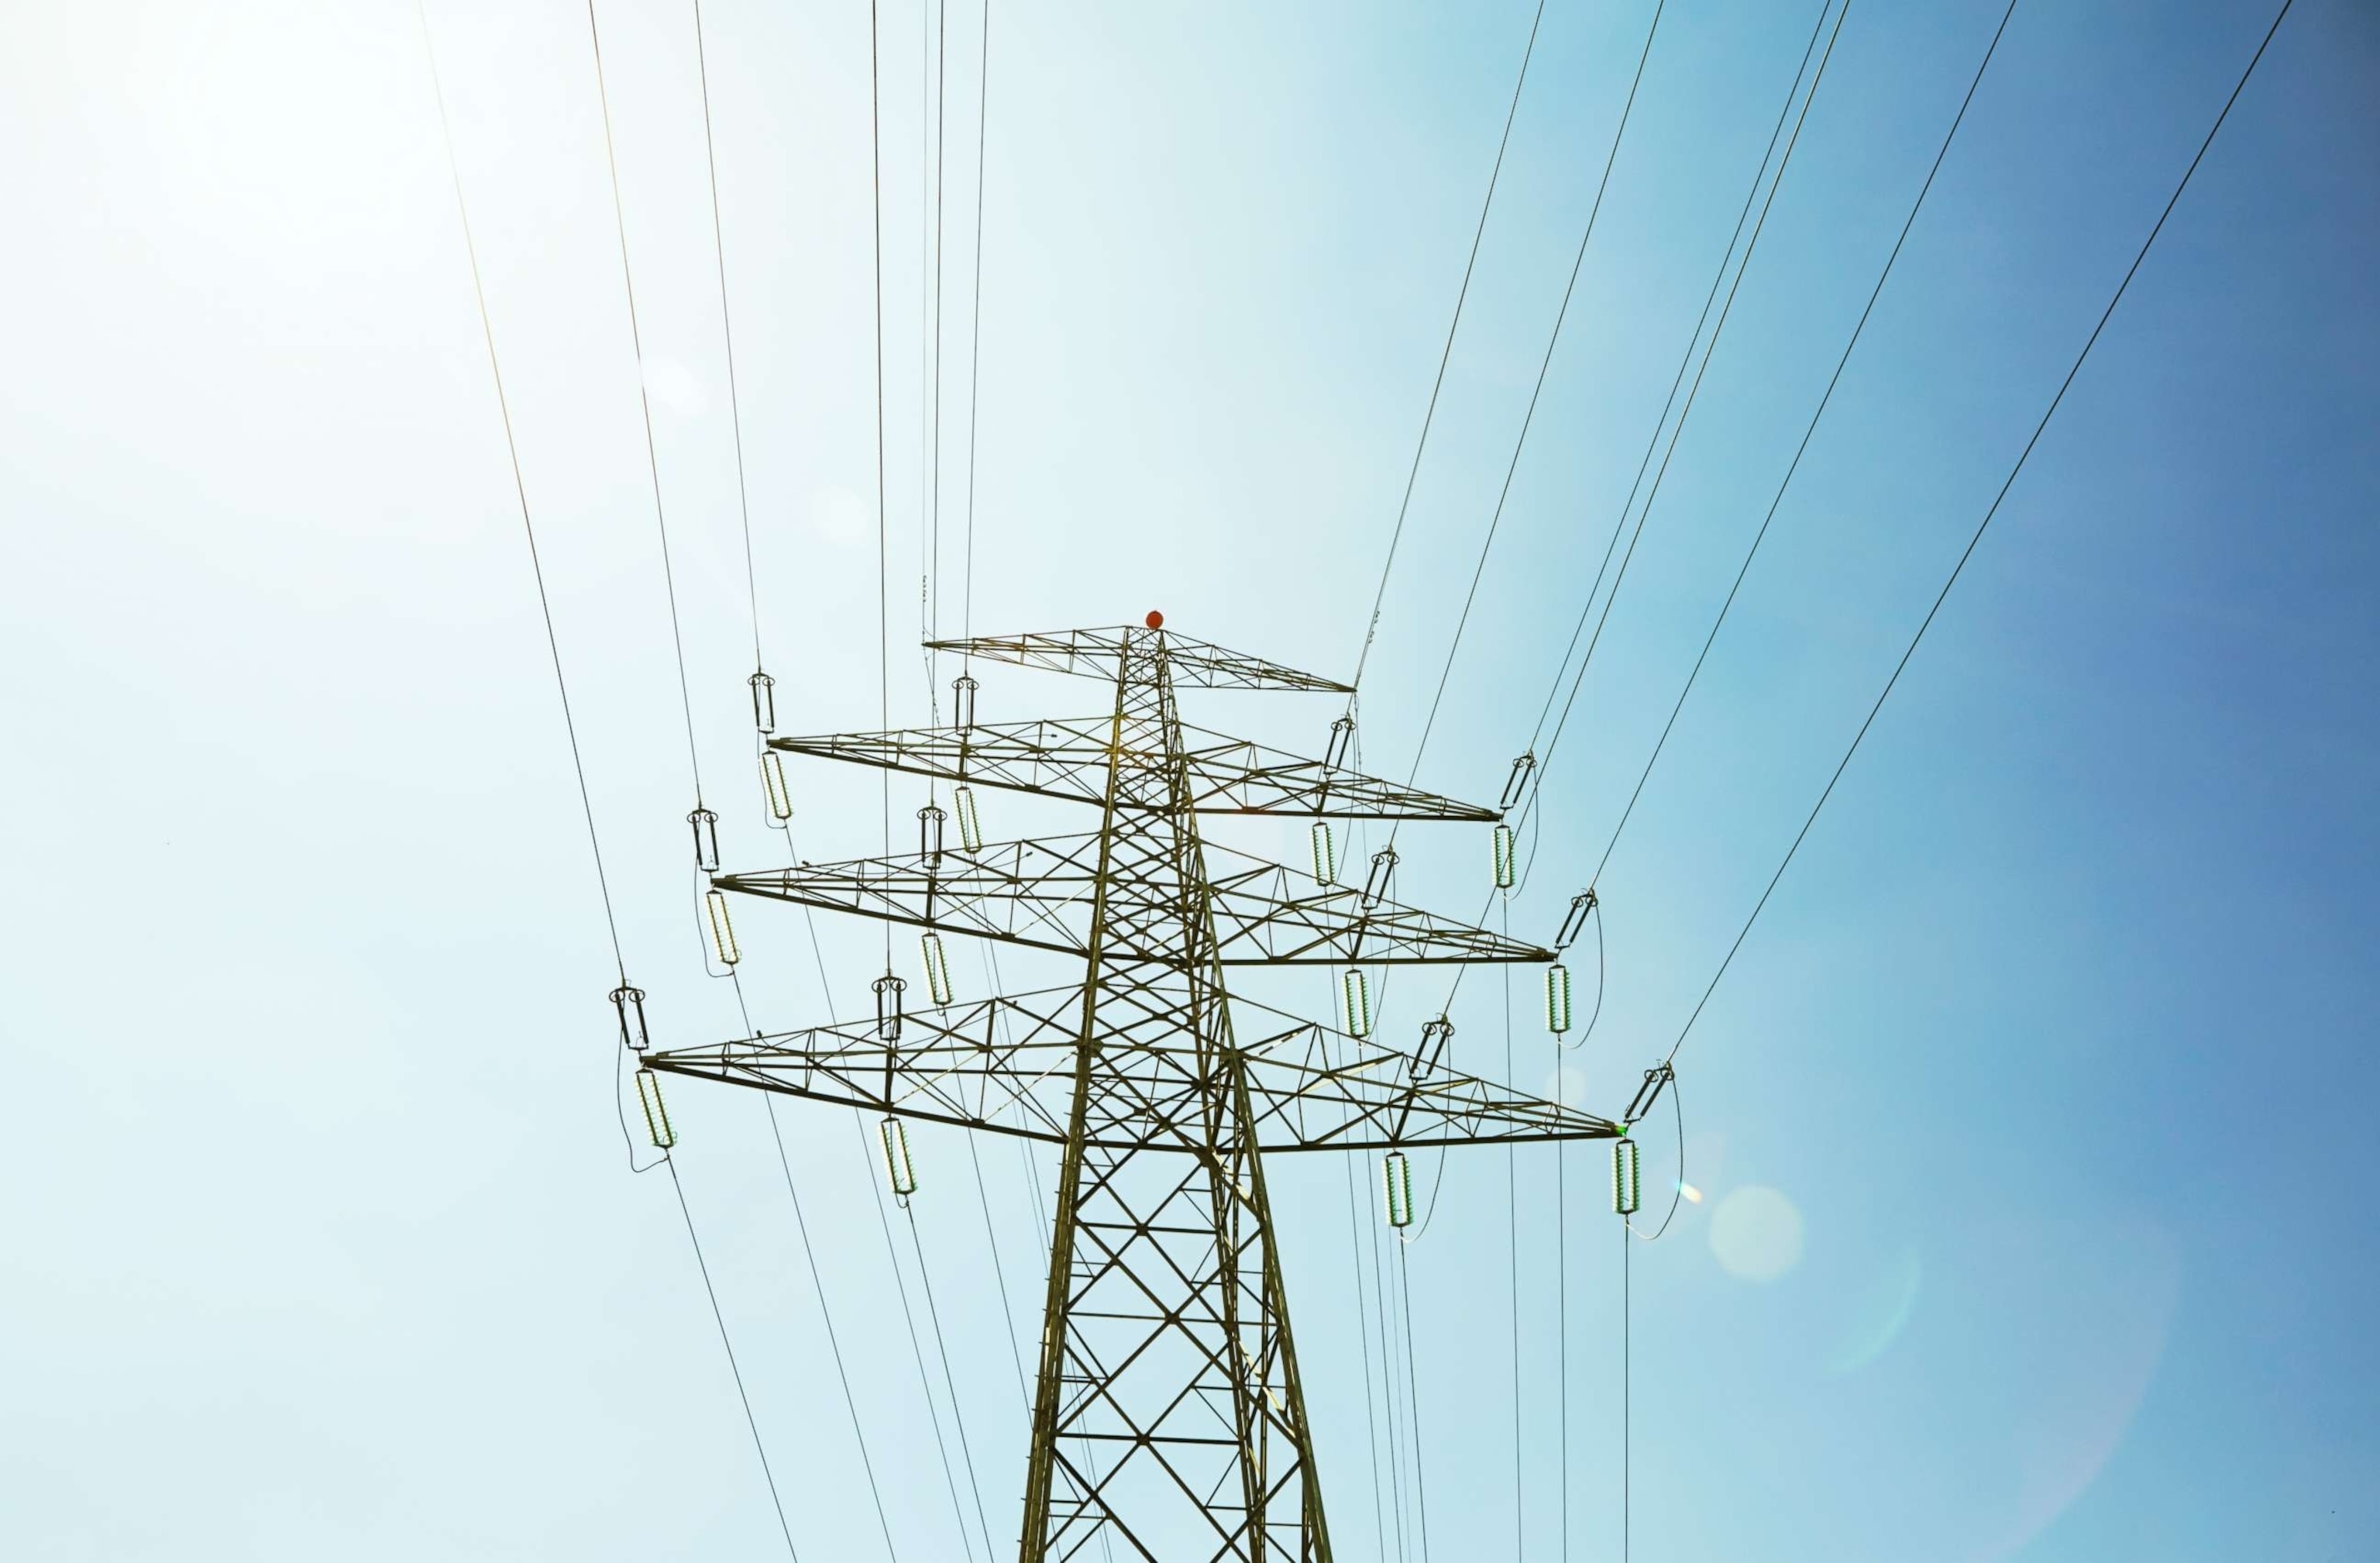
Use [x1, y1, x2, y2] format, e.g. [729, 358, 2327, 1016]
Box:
[2, 1, 2373, 1559]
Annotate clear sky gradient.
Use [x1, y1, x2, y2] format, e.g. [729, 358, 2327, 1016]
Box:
[2, 2, 2373, 1559]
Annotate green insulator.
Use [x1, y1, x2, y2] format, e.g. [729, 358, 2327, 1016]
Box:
[759, 751, 793, 823]
[703, 887, 740, 968]
[1310, 820, 1336, 886]
[879, 1116, 918, 1199]
[1492, 822, 1516, 890]
[1382, 1150, 1415, 1229]
[920, 931, 954, 1007]
[953, 784, 984, 851]
[1546, 963, 1573, 1035]
[635, 1067, 676, 1150]
[1611, 1138, 1641, 1217]
[1342, 967, 1372, 1038]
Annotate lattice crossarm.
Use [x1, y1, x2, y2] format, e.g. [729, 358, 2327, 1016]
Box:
[769, 716, 1497, 821]
[927, 626, 1352, 692]
[715, 834, 1553, 966]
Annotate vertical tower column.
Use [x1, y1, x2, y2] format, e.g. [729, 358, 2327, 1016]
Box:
[1020, 626, 1329, 1563]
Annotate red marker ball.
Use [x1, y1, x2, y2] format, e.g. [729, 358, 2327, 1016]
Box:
[1146, 610, 1165, 629]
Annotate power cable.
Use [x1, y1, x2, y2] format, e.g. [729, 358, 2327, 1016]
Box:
[782, 828, 985, 1563]
[1346, 0, 1549, 701]
[1339, 1104, 1395, 1561]
[859, 1111, 984, 1563]
[1516, 0, 1852, 838]
[1555, 1028, 1568, 1561]
[1663, 0, 2298, 1072]
[907, 1207, 1003, 1563]
[1621, 1214, 1632, 1563]
[411, 0, 625, 990]
[1395, 1239, 1432, 1563]
[961, 1, 992, 659]
[689, 0, 764, 673]
[1502, 905, 1524, 1561]
[923, 0, 947, 721]
[583, 0, 708, 808]
[1512, 0, 1839, 774]
[1585, 0, 2022, 898]
[1422, 0, 1849, 1028]
[1396, 0, 1670, 804]
[762, 1097, 904, 1561]
[666, 1157, 803, 1561]
[872, 0, 894, 960]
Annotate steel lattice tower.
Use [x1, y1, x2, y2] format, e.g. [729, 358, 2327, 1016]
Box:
[648, 621, 1621, 1562]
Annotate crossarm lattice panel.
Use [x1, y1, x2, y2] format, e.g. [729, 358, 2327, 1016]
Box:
[714, 835, 1552, 966]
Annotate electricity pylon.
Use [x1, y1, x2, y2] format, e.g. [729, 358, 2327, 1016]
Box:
[646, 621, 1621, 1562]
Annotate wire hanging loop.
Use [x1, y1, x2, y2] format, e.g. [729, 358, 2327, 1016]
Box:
[610, 983, 651, 1053]
[1412, 1014, 1454, 1083]
[1322, 714, 1357, 775]
[951, 673, 978, 733]
[1498, 750, 1536, 814]
[1360, 845, 1398, 911]
[748, 668, 776, 735]
[873, 970, 906, 1043]
[688, 805, 721, 873]
[918, 801, 948, 866]
[1624, 1061, 1674, 1127]
[1556, 887, 1600, 951]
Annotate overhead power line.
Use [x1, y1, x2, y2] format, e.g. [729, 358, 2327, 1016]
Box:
[1346, 0, 1549, 701]
[1584, 0, 2022, 896]
[584, 0, 709, 810]
[690, 0, 765, 673]
[1399, 0, 1671, 800]
[410, 0, 627, 991]
[1665, 0, 2298, 1069]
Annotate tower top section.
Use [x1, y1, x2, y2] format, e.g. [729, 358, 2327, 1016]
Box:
[927, 624, 1350, 694]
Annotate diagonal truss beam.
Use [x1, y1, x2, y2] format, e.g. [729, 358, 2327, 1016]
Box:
[641, 984, 1622, 1152]
[770, 716, 1499, 821]
[715, 834, 1551, 966]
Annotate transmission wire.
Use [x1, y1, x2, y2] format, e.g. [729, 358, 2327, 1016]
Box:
[1396, 1239, 1432, 1563]
[1586, 0, 2021, 898]
[1395, 0, 1669, 807]
[1663, 0, 2298, 1072]
[1345, 0, 1548, 701]
[961, 0, 992, 659]
[1502, 902, 1524, 1561]
[1514, 0, 1838, 766]
[872, 0, 893, 964]
[923, 0, 946, 725]
[688, 0, 764, 671]
[1425, 0, 1849, 1026]
[584, 0, 707, 808]
[762, 1097, 903, 1561]
[411, 0, 624, 990]
[665, 1158, 803, 1561]
[779, 825, 985, 1563]
[1340, 1133, 1394, 1560]
[907, 1207, 1003, 1563]
[1518, 0, 1852, 824]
